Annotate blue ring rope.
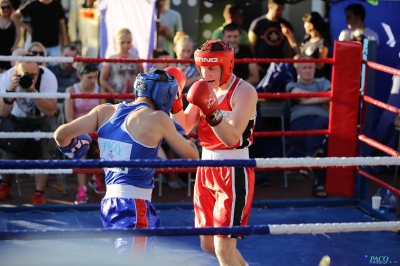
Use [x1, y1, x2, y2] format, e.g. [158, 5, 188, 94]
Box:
[0, 225, 270, 240]
[0, 159, 257, 169]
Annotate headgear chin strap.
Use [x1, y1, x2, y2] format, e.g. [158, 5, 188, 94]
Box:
[194, 39, 234, 85]
[134, 68, 178, 114]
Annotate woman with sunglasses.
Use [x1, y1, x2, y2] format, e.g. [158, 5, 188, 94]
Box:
[64, 63, 106, 204]
[0, 0, 20, 72]
[27, 41, 47, 66]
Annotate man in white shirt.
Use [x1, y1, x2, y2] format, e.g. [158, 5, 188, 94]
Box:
[338, 3, 379, 45]
[0, 60, 57, 204]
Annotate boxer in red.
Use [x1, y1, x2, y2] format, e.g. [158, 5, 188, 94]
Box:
[171, 40, 257, 266]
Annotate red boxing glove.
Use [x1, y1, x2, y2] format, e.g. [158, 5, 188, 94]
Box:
[187, 80, 223, 127]
[165, 67, 186, 114]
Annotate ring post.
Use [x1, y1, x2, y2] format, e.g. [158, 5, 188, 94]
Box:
[357, 39, 378, 200]
[326, 41, 363, 197]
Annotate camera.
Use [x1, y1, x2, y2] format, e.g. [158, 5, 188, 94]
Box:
[17, 73, 34, 89]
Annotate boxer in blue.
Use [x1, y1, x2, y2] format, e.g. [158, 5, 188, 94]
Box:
[54, 68, 199, 261]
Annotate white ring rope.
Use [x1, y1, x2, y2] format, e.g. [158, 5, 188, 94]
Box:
[0, 132, 54, 138]
[0, 92, 70, 99]
[269, 221, 400, 234]
[1, 157, 400, 170]
[0, 55, 73, 63]
[0, 169, 73, 174]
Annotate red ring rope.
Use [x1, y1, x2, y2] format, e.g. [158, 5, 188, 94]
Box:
[73, 57, 333, 65]
[357, 169, 400, 196]
[363, 60, 400, 76]
[362, 95, 400, 114]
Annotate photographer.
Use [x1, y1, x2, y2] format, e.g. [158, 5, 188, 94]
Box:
[0, 59, 57, 204]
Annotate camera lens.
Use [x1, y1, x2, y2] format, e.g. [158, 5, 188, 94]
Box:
[19, 74, 33, 89]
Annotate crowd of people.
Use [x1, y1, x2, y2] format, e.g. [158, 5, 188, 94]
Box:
[0, 0, 383, 264]
[0, 0, 380, 202]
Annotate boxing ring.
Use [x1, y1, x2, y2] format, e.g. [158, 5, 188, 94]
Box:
[0, 41, 400, 265]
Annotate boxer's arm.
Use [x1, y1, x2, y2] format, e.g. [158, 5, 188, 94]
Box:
[212, 82, 258, 147]
[55, 105, 101, 147]
[170, 103, 199, 135]
[162, 116, 199, 160]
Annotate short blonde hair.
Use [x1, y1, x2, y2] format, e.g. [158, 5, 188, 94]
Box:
[1, 0, 14, 12]
[173, 32, 193, 47]
[27, 42, 47, 66]
[115, 28, 132, 40]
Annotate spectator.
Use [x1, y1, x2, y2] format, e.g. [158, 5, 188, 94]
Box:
[248, 0, 294, 77]
[338, 3, 379, 44]
[157, 0, 182, 58]
[151, 48, 171, 70]
[286, 55, 330, 198]
[11, 0, 68, 60]
[64, 63, 105, 203]
[173, 32, 200, 108]
[301, 12, 330, 79]
[27, 41, 46, 66]
[281, 12, 330, 79]
[0, 59, 57, 204]
[222, 23, 259, 86]
[100, 28, 143, 103]
[0, 0, 20, 72]
[211, 4, 251, 47]
[48, 44, 79, 95]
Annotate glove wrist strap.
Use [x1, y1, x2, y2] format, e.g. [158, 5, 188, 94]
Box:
[206, 109, 223, 127]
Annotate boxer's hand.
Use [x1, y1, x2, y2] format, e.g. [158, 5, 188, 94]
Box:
[187, 81, 223, 127]
[173, 120, 190, 140]
[57, 134, 92, 159]
[165, 67, 186, 114]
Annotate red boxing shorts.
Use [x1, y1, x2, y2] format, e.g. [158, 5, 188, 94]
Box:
[194, 148, 255, 239]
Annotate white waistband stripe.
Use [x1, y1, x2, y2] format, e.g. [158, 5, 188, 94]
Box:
[105, 184, 152, 201]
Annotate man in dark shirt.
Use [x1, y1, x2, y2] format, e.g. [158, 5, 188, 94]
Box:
[48, 44, 80, 123]
[248, 0, 294, 76]
[11, 0, 68, 58]
[48, 44, 79, 94]
[222, 23, 259, 86]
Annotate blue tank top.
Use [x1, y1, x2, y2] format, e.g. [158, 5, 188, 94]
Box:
[97, 102, 161, 188]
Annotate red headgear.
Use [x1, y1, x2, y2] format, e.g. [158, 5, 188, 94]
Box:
[164, 67, 186, 91]
[194, 40, 234, 85]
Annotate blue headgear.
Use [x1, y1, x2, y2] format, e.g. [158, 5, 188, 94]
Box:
[134, 68, 178, 114]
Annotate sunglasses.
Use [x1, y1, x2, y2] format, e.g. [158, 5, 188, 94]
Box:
[1, 5, 10, 10]
[30, 51, 45, 56]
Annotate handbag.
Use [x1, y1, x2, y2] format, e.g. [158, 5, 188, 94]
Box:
[0, 115, 36, 154]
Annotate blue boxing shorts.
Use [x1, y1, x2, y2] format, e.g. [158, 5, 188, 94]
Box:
[100, 185, 160, 259]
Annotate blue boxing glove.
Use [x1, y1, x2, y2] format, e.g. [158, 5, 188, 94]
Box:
[173, 120, 190, 140]
[57, 134, 92, 159]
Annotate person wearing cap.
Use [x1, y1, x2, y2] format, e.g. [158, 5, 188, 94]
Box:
[55, 68, 199, 260]
[171, 39, 257, 266]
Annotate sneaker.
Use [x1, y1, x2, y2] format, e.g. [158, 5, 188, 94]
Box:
[168, 180, 182, 190]
[88, 176, 106, 194]
[75, 186, 88, 204]
[0, 182, 11, 200]
[31, 192, 45, 205]
[177, 178, 188, 188]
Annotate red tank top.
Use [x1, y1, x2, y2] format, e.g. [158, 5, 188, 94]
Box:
[198, 76, 256, 150]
